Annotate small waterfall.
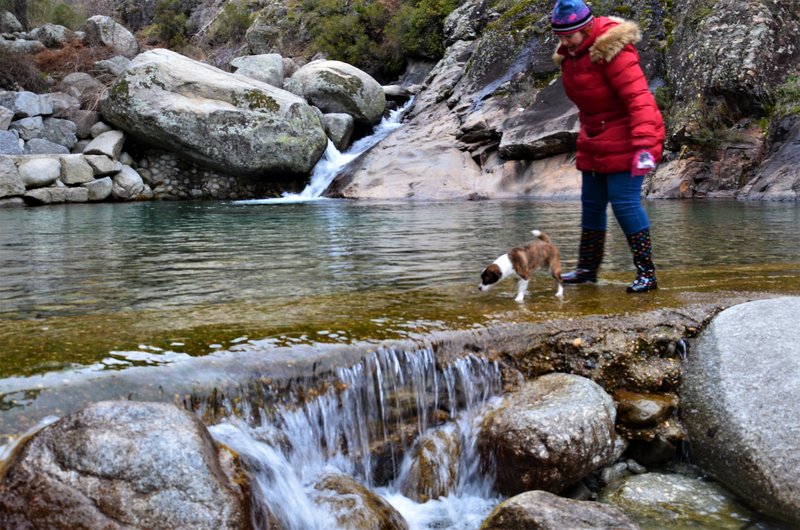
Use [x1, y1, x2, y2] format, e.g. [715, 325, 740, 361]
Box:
[209, 347, 504, 529]
[237, 98, 414, 204]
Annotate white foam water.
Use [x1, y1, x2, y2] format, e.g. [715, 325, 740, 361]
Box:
[208, 347, 504, 529]
[236, 98, 415, 205]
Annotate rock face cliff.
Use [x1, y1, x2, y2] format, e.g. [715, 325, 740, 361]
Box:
[2, 0, 798, 202]
[326, 0, 800, 201]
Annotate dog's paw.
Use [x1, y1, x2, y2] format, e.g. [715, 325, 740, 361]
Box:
[514, 295, 525, 303]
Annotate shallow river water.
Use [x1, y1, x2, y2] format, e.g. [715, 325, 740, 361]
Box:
[2, 199, 799, 378]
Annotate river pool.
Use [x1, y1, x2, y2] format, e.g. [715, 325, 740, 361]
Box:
[2, 198, 799, 383]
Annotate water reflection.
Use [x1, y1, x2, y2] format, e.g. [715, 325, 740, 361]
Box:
[1, 200, 799, 377]
[2, 200, 798, 320]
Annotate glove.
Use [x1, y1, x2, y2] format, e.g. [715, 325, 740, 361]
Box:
[631, 149, 656, 177]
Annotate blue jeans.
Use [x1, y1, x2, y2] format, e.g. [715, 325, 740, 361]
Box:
[580, 171, 649, 236]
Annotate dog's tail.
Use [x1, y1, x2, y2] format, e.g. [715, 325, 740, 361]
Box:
[531, 229, 551, 243]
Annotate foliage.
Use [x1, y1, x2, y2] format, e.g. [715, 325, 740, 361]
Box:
[1, 0, 115, 30]
[385, 0, 459, 59]
[298, 0, 459, 81]
[0, 47, 50, 91]
[773, 74, 800, 118]
[34, 37, 114, 81]
[26, 0, 86, 29]
[209, 0, 254, 45]
[152, 0, 188, 47]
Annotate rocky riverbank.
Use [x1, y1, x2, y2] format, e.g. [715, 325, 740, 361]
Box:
[1, 292, 798, 528]
[3, 1, 800, 207]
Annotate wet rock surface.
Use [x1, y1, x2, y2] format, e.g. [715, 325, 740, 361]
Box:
[682, 296, 800, 525]
[312, 472, 409, 530]
[481, 489, 639, 530]
[478, 373, 617, 495]
[0, 401, 249, 529]
[599, 472, 757, 529]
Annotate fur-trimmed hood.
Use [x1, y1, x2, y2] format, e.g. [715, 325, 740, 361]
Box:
[553, 17, 642, 66]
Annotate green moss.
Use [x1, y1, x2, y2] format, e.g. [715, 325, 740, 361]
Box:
[654, 86, 672, 113]
[236, 90, 281, 112]
[110, 77, 131, 102]
[319, 70, 364, 94]
[773, 73, 800, 118]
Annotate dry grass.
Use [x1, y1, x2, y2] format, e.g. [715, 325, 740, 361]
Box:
[33, 38, 116, 83]
[0, 48, 50, 92]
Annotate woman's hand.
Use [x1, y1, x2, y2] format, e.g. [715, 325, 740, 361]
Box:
[631, 149, 656, 176]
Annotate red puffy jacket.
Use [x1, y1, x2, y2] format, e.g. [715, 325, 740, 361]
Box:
[555, 17, 665, 174]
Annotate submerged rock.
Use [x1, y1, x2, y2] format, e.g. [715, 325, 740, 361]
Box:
[0, 401, 249, 529]
[477, 373, 617, 496]
[312, 472, 409, 530]
[398, 423, 461, 502]
[599, 472, 756, 529]
[481, 490, 639, 530]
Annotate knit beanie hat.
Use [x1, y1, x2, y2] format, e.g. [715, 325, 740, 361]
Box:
[551, 0, 593, 35]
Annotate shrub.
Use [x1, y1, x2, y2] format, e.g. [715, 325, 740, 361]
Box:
[26, 0, 87, 30]
[0, 48, 50, 92]
[152, 0, 188, 47]
[33, 37, 114, 82]
[774, 74, 800, 118]
[209, 0, 254, 45]
[385, 0, 459, 60]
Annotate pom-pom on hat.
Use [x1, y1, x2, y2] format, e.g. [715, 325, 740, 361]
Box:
[551, 0, 593, 35]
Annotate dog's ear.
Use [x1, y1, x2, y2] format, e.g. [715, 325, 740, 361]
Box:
[481, 264, 502, 285]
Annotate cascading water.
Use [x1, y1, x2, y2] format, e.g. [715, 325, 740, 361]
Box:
[209, 347, 504, 530]
[237, 98, 415, 204]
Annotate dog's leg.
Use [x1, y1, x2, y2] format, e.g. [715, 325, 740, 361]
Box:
[550, 261, 564, 299]
[515, 279, 529, 303]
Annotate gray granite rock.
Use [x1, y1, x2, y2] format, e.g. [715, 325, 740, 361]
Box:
[0, 156, 23, 197]
[18, 157, 60, 188]
[0, 130, 22, 154]
[683, 297, 800, 525]
[24, 138, 70, 154]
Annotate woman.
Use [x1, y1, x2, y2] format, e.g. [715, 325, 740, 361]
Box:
[552, 0, 665, 293]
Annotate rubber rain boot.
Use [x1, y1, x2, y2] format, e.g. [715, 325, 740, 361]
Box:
[562, 228, 605, 284]
[626, 228, 658, 293]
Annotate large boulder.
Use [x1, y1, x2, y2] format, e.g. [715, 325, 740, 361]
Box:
[0, 401, 249, 529]
[285, 60, 386, 125]
[0, 91, 52, 119]
[30, 23, 74, 48]
[84, 15, 140, 57]
[18, 157, 60, 188]
[0, 10, 23, 32]
[100, 49, 328, 177]
[682, 297, 800, 525]
[477, 373, 617, 496]
[231, 53, 285, 88]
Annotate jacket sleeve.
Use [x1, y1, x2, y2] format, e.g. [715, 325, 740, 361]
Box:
[603, 45, 665, 153]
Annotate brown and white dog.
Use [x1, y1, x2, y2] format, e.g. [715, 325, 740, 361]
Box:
[478, 230, 564, 302]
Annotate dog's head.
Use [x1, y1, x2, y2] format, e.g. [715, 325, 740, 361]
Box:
[479, 264, 503, 291]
